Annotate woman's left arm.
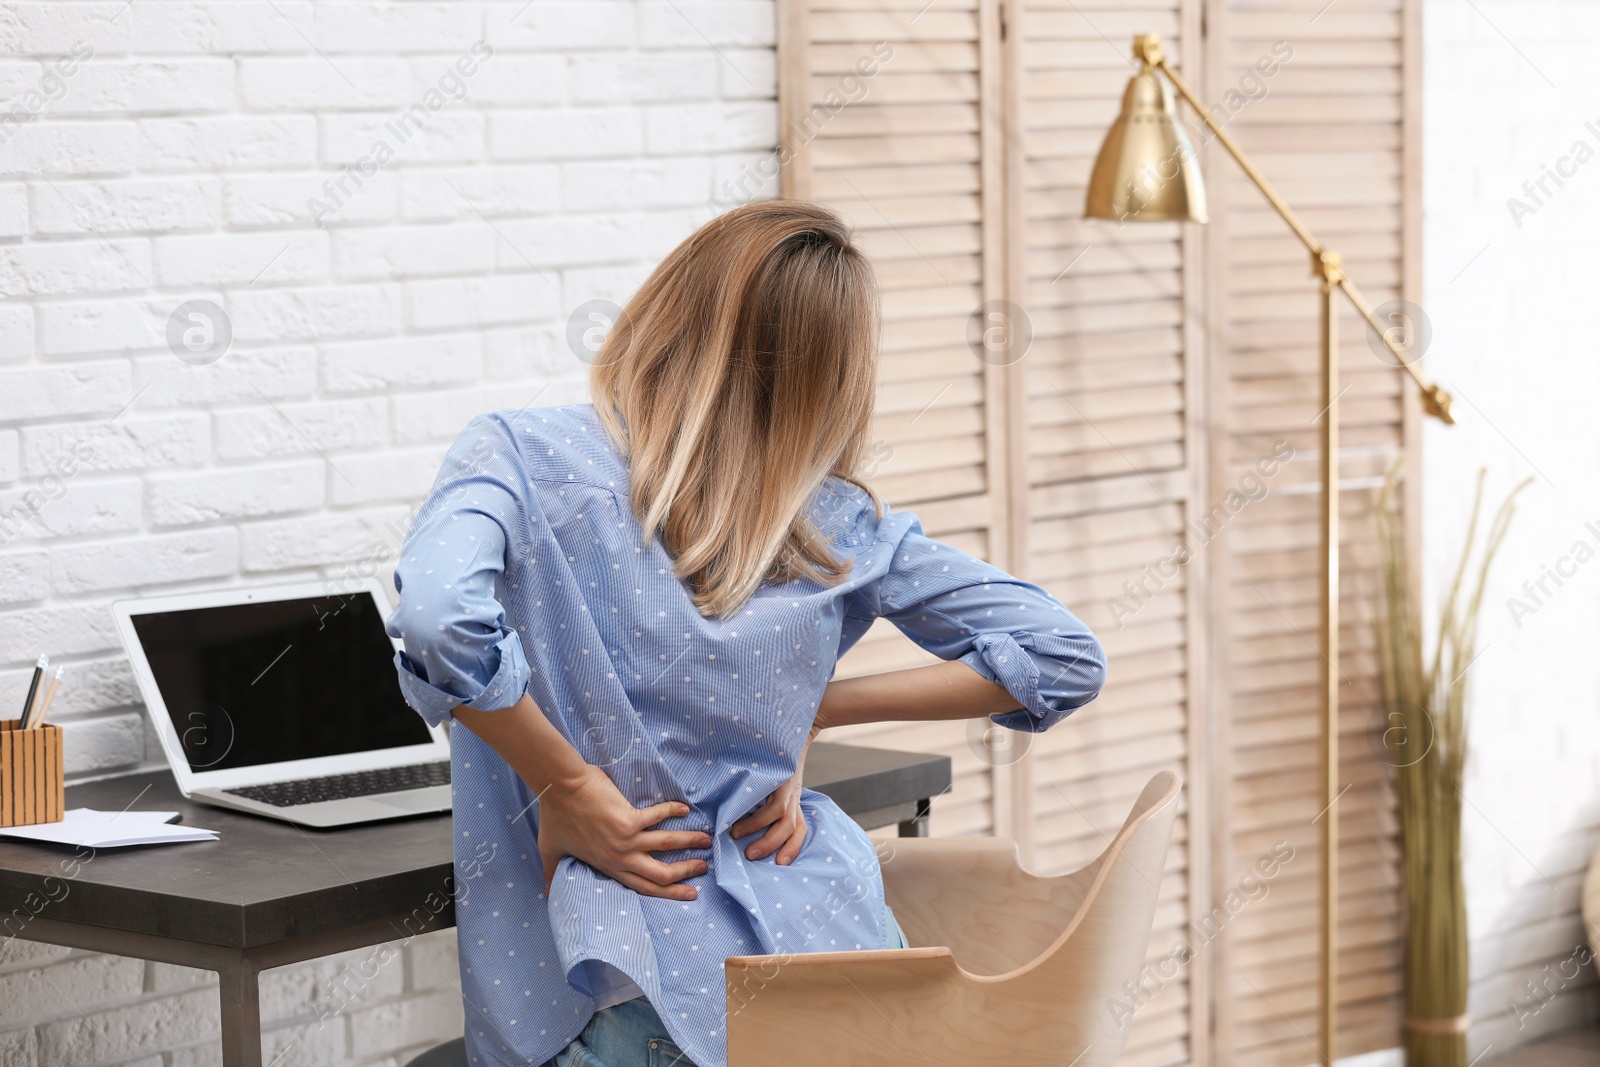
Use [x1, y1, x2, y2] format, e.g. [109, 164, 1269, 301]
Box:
[816, 656, 1024, 730]
[822, 521, 1108, 731]
[734, 522, 1105, 861]
[731, 667, 996, 863]
[729, 521, 1094, 863]
[732, 659, 1018, 863]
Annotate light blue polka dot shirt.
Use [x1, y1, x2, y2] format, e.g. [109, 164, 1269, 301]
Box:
[386, 405, 1106, 1067]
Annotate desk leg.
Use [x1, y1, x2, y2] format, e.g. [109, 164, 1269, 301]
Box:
[17, 912, 453, 1067]
[897, 798, 930, 837]
[217, 958, 264, 1067]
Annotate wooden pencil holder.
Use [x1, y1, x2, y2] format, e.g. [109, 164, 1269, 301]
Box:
[0, 720, 64, 827]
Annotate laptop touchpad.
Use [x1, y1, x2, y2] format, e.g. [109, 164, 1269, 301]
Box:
[371, 790, 449, 813]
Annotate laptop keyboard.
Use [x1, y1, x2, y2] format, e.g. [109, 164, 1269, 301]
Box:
[223, 761, 451, 808]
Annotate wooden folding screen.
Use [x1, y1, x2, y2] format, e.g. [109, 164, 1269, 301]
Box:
[780, 0, 1420, 1061]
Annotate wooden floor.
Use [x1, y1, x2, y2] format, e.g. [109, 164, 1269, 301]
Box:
[1486, 1026, 1600, 1066]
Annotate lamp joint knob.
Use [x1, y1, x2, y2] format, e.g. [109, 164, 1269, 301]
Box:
[1421, 384, 1456, 424]
[1133, 34, 1165, 67]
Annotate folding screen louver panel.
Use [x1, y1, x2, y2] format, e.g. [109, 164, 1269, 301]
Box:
[781, 0, 1013, 841]
[1016, 3, 1202, 1064]
[1207, 0, 1415, 1062]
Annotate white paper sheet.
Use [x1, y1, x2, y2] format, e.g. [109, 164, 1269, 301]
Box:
[0, 808, 218, 848]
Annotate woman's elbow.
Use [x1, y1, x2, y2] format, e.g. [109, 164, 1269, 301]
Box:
[1084, 630, 1107, 678]
[1047, 632, 1107, 711]
[1081, 633, 1108, 700]
[392, 582, 473, 665]
[393, 614, 446, 676]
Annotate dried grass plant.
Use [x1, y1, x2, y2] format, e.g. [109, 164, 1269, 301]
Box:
[1374, 462, 1529, 1067]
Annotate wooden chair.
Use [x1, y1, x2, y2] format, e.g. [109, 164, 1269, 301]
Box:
[725, 769, 1182, 1067]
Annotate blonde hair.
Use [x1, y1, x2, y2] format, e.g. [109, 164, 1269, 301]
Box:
[591, 201, 880, 619]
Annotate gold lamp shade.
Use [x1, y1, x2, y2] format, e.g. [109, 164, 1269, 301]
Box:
[1084, 65, 1208, 223]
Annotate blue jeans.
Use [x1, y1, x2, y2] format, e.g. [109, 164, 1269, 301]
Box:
[543, 997, 695, 1067]
[401, 1001, 691, 1067]
[544, 910, 908, 1067]
[409, 908, 909, 1067]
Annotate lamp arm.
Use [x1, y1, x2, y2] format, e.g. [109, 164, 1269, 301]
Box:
[1332, 274, 1455, 422]
[1145, 47, 1455, 424]
[1148, 53, 1322, 253]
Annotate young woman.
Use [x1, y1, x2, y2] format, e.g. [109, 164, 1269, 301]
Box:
[388, 201, 1106, 1067]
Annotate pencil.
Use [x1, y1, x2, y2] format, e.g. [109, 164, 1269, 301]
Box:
[30, 667, 62, 729]
[18, 654, 46, 727]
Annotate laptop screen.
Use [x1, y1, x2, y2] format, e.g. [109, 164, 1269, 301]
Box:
[129, 591, 432, 773]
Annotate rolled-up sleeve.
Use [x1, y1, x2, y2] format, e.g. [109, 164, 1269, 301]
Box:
[386, 416, 534, 727]
[866, 514, 1107, 732]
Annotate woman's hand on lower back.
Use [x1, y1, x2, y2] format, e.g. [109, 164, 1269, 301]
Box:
[451, 695, 712, 902]
[537, 764, 713, 900]
[730, 724, 819, 865]
[729, 772, 808, 864]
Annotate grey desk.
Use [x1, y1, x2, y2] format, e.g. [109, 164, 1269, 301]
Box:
[0, 742, 950, 1067]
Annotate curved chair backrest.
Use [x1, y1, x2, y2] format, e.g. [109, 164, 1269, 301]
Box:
[1011, 769, 1183, 1059]
[725, 770, 1182, 1067]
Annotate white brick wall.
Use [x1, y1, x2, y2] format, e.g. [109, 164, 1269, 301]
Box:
[0, 931, 462, 1067]
[1423, 0, 1600, 1058]
[0, 1, 777, 1064]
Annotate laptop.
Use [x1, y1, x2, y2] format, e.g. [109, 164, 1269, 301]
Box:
[113, 579, 453, 828]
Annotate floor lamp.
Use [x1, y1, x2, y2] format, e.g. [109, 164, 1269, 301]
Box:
[1083, 33, 1455, 1066]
